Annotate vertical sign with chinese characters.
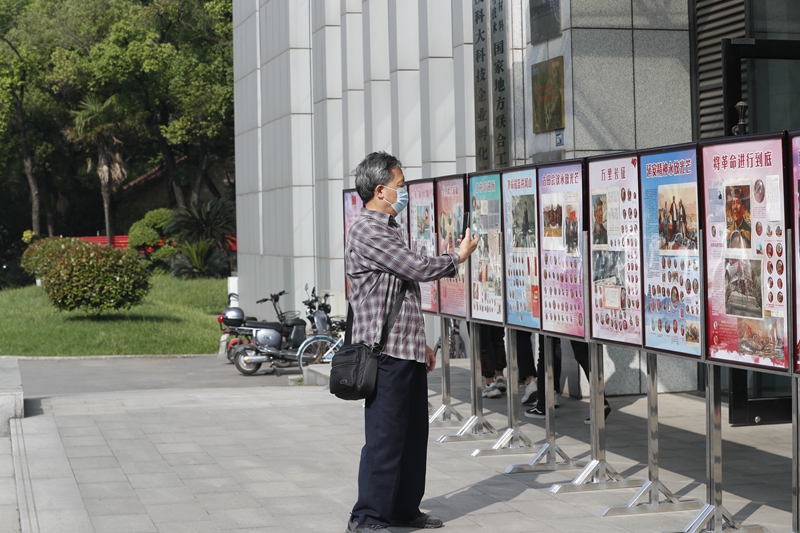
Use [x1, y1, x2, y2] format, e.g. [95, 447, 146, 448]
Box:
[436, 177, 468, 318]
[503, 168, 540, 329]
[473, 0, 491, 170]
[588, 156, 642, 346]
[703, 137, 789, 371]
[409, 181, 439, 313]
[491, 0, 509, 168]
[343, 190, 364, 299]
[469, 173, 504, 323]
[538, 162, 585, 338]
[641, 148, 702, 357]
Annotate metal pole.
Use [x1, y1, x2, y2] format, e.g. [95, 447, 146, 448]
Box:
[550, 342, 643, 493]
[472, 327, 534, 456]
[438, 322, 496, 442]
[430, 317, 464, 426]
[506, 334, 580, 473]
[603, 352, 701, 515]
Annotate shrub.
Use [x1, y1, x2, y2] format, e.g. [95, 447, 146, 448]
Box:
[171, 240, 228, 279]
[128, 208, 177, 273]
[42, 242, 152, 314]
[20, 237, 93, 280]
[164, 198, 236, 251]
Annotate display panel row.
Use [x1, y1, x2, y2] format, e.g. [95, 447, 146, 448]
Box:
[342, 131, 798, 374]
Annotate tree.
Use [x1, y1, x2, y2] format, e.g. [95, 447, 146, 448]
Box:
[64, 94, 126, 246]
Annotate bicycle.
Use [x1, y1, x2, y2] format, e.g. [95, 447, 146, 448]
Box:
[296, 317, 346, 370]
[433, 318, 468, 360]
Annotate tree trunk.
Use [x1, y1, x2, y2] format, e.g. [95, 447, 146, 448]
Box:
[41, 175, 55, 237]
[15, 100, 40, 237]
[158, 106, 185, 208]
[97, 146, 114, 246]
[189, 152, 211, 206]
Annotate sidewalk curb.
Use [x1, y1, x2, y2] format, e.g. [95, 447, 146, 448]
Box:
[11, 419, 37, 533]
[2, 354, 216, 361]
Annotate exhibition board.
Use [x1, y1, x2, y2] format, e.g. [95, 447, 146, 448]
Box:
[701, 134, 790, 371]
[792, 132, 800, 373]
[435, 175, 469, 319]
[469, 172, 505, 324]
[408, 180, 439, 313]
[538, 160, 587, 339]
[587, 154, 642, 346]
[502, 167, 541, 330]
[640, 145, 702, 358]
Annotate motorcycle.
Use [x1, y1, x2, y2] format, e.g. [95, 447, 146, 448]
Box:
[303, 284, 333, 335]
[222, 291, 308, 375]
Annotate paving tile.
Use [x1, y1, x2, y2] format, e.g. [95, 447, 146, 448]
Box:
[206, 508, 277, 530]
[145, 502, 212, 524]
[74, 467, 129, 484]
[127, 473, 184, 489]
[155, 522, 224, 533]
[184, 477, 243, 494]
[36, 508, 94, 533]
[163, 453, 218, 466]
[91, 513, 158, 533]
[194, 491, 261, 511]
[65, 445, 114, 458]
[69, 456, 121, 470]
[171, 464, 228, 480]
[85, 497, 148, 516]
[155, 443, 205, 454]
[61, 435, 108, 447]
[30, 477, 85, 510]
[135, 487, 197, 506]
[79, 481, 137, 499]
[59, 426, 102, 437]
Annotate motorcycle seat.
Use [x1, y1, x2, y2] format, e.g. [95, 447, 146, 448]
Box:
[284, 318, 306, 327]
[244, 320, 283, 329]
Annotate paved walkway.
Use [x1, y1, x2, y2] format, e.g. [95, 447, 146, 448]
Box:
[2, 358, 795, 532]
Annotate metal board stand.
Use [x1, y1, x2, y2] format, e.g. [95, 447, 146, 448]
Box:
[506, 335, 582, 473]
[603, 352, 702, 515]
[666, 364, 766, 533]
[429, 317, 464, 427]
[438, 323, 497, 442]
[472, 327, 534, 456]
[550, 342, 644, 493]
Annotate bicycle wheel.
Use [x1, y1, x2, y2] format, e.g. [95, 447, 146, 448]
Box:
[297, 337, 336, 368]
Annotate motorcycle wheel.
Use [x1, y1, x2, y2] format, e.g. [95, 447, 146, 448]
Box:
[233, 345, 262, 375]
[298, 337, 336, 368]
[273, 359, 293, 369]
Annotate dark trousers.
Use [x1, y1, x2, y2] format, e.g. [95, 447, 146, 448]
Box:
[516, 330, 536, 379]
[536, 336, 562, 405]
[478, 324, 506, 378]
[571, 340, 609, 407]
[352, 354, 428, 527]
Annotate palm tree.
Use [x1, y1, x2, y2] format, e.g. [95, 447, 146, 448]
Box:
[65, 95, 126, 246]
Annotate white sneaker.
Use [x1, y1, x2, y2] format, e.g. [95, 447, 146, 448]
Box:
[521, 380, 538, 405]
[554, 394, 560, 407]
[494, 376, 507, 393]
[482, 382, 502, 398]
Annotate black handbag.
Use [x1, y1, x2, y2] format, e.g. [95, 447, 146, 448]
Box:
[329, 282, 408, 400]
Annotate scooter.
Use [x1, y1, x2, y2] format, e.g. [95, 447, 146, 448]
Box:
[223, 291, 308, 375]
[303, 284, 333, 336]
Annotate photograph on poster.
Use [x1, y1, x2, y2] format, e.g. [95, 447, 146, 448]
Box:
[793, 136, 800, 372]
[591, 194, 608, 246]
[470, 174, 504, 323]
[588, 156, 640, 344]
[436, 178, 467, 317]
[725, 185, 752, 250]
[538, 163, 584, 337]
[503, 170, 540, 329]
[703, 137, 788, 369]
[409, 181, 438, 313]
[641, 148, 701, 356]
[564, 199, 580, 255]
[658, 184, 698, 251]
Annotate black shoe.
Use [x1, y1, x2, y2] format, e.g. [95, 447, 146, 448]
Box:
[390, 513, 443, 529]
[524, 403, 545, 419]
[346, 518, 387, 532]
[584, 402, 612, 425]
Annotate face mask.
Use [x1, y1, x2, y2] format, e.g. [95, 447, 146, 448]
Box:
[382, 185, 408, 215]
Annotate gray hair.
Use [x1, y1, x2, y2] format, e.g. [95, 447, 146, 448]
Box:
[353, 151, 403, 203]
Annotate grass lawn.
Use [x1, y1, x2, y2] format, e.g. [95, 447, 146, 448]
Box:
[0, 276, 228, 356]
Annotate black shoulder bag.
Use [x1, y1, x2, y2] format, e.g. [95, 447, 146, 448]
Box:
[329, 282, 408, 400]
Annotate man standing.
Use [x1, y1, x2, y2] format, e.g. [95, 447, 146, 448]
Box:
[345, 152, 478, 532]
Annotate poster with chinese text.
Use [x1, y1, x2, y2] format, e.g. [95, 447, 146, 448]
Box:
[469, 173, 504, 323]
[703, 136, 788, 370]
[539, 162, 585, 338]
[436, 177, 468, 318]
[641, 147, 702, 357]
[588, 155, 642, 345]
[343, 190, 364, 300]
[409, 181, 438, 313]
[503, 169, 540, 329]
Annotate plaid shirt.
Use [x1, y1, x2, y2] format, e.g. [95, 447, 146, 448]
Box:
[346, 208, 459, 363]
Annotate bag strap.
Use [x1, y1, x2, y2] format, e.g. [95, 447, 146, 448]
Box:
[344, 280, 408, 350]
